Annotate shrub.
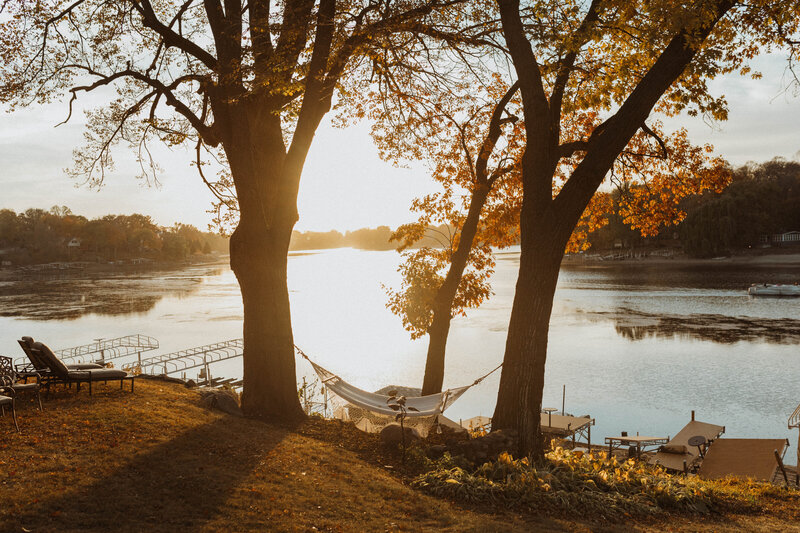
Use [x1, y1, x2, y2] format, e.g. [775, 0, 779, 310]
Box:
[412, 446, 791, 519]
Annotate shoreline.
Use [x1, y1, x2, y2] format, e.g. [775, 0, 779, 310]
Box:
[562, 251, 800, 268]
[0, 255, 230, 281]
[3, 249, 800, 277]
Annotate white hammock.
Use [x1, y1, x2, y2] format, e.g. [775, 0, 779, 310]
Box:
[308, 360, 471, 417]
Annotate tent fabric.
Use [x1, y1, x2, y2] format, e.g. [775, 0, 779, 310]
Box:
[309, 361, 471, 418]
[648, 419, 725, 471]
[697, 438, 789, 481]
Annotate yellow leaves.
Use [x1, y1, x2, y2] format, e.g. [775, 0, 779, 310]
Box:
[497, 452, 514, 465]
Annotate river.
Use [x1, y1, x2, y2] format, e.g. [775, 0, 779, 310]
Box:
[1, 248, 799, 447]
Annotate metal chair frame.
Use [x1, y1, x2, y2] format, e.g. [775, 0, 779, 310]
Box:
[0, 355, 42, 411]
[0, 376, 20, 433]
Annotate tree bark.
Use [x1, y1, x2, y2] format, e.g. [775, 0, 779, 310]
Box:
[231, 214, 304, 421]
[491, 212, 569, 459]
[421, 184, 490, 395]
[218, 99, 306, 421]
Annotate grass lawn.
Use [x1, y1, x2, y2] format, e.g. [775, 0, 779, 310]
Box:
[1, 379, 798, 532]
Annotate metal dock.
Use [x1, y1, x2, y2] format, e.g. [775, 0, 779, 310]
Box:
[123, 338, 244, 379]
[57, 334, 160, 364]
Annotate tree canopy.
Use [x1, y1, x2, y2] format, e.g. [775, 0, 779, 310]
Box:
[486, 0, 799, 456]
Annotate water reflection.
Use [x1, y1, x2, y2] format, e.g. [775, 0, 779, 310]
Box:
[2, 250, 799, 445]
[0, 267, 221, 320]
[581, 308, 800, 344]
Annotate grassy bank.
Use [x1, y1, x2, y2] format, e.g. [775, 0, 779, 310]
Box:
[1, 380, 798, 532]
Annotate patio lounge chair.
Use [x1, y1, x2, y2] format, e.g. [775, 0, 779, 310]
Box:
[647, 415, 725, 472]
[17, 337, 103, 381]
[30, 342, 135, 395]
[0, 356, 43, 410]
[697, 438, 791, 482]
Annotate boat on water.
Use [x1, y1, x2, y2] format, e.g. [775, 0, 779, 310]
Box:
[747, 283, 800, 297]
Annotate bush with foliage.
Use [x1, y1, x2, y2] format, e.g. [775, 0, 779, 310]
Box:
[413, 446, 790, 519]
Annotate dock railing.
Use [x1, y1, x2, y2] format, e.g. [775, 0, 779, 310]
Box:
[789, 403, 800, 430]
[14, 334, 159, 367]
[790, 403, 800, 481]
[56, 334, 160, 365]
[124, 338, 243, 379]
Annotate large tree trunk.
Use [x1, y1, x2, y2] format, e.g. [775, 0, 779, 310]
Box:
[421, 184, 490, 395]
[220, 101, 306, 422]
[231, 212, 304, 421]
[491, 215, 567, 459]
[492, 0, 735, 462]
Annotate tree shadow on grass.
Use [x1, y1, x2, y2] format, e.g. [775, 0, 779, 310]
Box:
[5, 417, 287, 532]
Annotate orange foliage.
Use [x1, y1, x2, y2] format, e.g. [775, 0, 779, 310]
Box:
[379, 83, 732, 338]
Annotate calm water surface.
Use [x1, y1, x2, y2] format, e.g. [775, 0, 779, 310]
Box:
[1, 249, 798, 449]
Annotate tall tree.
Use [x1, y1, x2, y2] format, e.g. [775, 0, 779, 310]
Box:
[379, 74, 726, 396]
[381, 79, 525, 395]
[491, 0, 798, 457]
[1, 0, 484, 419]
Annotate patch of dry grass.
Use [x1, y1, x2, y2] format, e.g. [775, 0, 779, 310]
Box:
[0, 380, 541, 532]
[1, 380, 798, 533]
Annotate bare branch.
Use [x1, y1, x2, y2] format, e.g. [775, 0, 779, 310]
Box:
[640, 122, 668, 159]
[475, 81, 520, 183]
[133, 0, 219, 70]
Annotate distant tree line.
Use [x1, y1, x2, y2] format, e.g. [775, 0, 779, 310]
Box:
[0, 207, 228, 265]
[679, 159, 800, 257]
[585, 159, 800, 257]
[289, 225, 450, 252]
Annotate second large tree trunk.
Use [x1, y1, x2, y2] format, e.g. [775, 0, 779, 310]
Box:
[492, 215, 568, 459]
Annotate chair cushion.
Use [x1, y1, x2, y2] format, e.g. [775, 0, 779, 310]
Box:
[0, 395, 12, 405]
[19, 337, 46, 371]
[32, 342, 70, 377]
[67, 369, 129, 381]
[67, 363, 104, 370]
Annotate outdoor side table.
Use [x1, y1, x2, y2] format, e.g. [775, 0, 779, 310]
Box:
[688, 435, 707, 458]
[604, 435, 669, 458]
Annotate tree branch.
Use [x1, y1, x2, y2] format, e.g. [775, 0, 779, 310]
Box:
[133, 0, 219, 71]
[273, 0, 315, 86]
[558, 140, 589, 158]
[249, 0, 274, 78]
[640, 122, 668, 159]
[65, 66, 218, 145]
[475, 81, 520, 183]
[554, 0, 736, 223]
[285, 0, 335, 176]
[550, 0, 602, 120]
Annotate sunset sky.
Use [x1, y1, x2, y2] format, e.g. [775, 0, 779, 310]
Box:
[1, 53, 798, 233]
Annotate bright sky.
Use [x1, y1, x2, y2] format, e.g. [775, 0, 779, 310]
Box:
[0, 54, 798, 232]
